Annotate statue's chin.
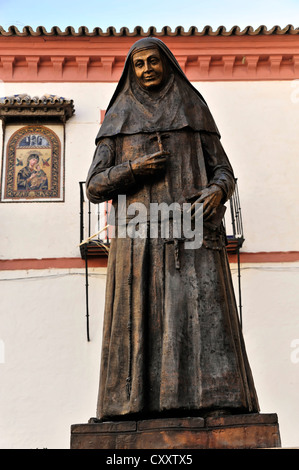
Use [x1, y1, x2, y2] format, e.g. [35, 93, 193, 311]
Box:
[137, 77, 165, 92]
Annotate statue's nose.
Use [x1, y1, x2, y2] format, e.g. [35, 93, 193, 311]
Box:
[144, 61, 152, 72]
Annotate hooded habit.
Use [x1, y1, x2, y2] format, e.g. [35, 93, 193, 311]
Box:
[86, 37, 259, 421]
[96, 37, 220, 141]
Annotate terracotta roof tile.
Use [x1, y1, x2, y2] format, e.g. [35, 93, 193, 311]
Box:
[0, 24, 298, 37]
[0, 94, 75, 122]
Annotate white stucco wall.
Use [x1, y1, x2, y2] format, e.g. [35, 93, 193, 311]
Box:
[0, 267, 106, 449]
[230, 262, 299, 448]
[197, 80, 299, 253]
[0, 82, 117, 260]
[1, 80, 299, 258]
[0, 80, 298, 448]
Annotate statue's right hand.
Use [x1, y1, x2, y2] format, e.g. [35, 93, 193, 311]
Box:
[130, 150, 169, 177]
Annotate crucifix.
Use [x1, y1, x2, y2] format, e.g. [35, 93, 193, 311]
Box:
[151, 131, 169, 152]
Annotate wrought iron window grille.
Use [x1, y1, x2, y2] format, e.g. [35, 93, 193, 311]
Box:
[79, 179, 245, 340]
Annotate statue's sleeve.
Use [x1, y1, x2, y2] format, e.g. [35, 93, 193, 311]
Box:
[86, 137, 136, 204]
[201, 132, 235, 202]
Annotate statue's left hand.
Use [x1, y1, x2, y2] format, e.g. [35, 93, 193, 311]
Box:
[190, 184, 223, 220]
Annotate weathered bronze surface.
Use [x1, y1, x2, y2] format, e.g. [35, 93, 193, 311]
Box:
[86, 37, 260, 423]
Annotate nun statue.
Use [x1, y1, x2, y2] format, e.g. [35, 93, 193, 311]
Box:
[86, 37, 259, 421]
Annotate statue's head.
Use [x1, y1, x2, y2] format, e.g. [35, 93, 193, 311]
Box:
[95, 37, 216, 142]
[131, 46, 165, 90]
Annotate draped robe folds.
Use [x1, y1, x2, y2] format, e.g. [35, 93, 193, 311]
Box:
[86, 37, 259, 420]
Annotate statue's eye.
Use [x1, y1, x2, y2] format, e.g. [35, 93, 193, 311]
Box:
[134, 61, 144, 68]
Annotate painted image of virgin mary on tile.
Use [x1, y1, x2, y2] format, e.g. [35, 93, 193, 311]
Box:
[17, 152, 49, 191]
[1, 125, 62, 202]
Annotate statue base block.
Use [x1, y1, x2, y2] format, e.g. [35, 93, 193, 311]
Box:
[70, 413, 281, 449]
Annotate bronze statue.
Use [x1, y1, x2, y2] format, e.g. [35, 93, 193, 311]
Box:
[86, 37, 259, 421]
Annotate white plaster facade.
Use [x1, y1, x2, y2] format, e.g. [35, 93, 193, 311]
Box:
[0, 79, 298, 448]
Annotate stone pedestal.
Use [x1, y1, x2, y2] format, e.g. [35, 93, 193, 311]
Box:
[70, 413, 281, 449]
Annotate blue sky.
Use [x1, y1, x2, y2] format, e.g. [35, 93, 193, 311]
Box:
[0, 0, 299, 31]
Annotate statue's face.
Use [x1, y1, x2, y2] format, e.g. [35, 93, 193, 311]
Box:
[132, 48, 164, 89]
